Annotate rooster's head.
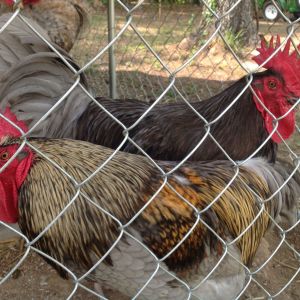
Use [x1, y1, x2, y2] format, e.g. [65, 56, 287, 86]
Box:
[0, 107, 33, 223]
[251, 35, 300, 143]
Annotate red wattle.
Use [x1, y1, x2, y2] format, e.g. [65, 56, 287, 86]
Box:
[264, 108, 295, 143]
[0, 177, 18, 223]
[252, 89, 295, 143]
[0, 149, 33, 223]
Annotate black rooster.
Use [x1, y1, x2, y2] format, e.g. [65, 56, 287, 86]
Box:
[77, 37, 300, 162]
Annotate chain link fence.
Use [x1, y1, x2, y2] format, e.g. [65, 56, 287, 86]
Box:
[71, 1, 248, 101]
[0, 0, 300, 299]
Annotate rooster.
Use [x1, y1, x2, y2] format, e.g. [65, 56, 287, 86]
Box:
[0, 0, 88, 51]
[0, 17, 298, 163]
[83, 36, 300, 163]
[0, 108, 298, 300]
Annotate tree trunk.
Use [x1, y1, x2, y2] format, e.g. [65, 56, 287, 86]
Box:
[218, 0, 257, 45]
[179, 0, 258, 50]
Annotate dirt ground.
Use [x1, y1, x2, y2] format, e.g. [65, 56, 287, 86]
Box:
[1, 3, 300, 300]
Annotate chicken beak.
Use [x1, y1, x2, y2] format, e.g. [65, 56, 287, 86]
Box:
[251, 81, 263, 91]
[16, 151, 29, 161]
[287, 96, 299, 108]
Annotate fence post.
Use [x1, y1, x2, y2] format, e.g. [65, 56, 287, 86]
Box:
[108, 0, 117, 99]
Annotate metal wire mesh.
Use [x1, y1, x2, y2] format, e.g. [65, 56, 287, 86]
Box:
[0, 0, 299, 299]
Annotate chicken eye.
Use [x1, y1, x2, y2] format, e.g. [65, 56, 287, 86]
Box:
[268, 80, 277, 89]
[0, 152, 9, 160]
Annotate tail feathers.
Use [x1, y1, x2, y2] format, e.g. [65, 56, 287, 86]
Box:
[73, 0, 89, 38]
[0, 52, 91, 138]
[0, 13, 50, 70]
[243, 158, 300, 226]
[272, 158, 300, 224]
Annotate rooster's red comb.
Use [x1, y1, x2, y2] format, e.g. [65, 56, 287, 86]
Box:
[253, 35, 300, 73]
[0, 107, 28, 139]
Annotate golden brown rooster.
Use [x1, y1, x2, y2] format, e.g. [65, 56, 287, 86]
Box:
[0, 108, 298, 300]
[0, 16, 299, 164]
[0, 0, 88, 51]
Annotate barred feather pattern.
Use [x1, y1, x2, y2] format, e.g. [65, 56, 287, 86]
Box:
[6, 138, 296, 299]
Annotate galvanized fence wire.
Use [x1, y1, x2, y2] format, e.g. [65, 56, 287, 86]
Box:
[0, 0, 299, 299]
[73, 1, 247, 102]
